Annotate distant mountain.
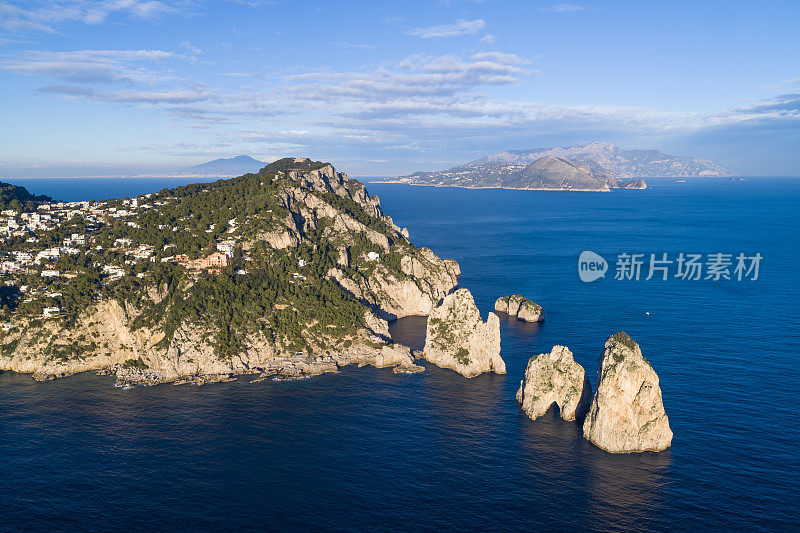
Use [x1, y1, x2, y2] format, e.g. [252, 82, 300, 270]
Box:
[180, 155, 266, 177]
[499, 156, 624, 191]
[375, 143, 732, 191]
[472, 143, 732, 178]
[377, 154, 647, 192]
[0, 182, 52, 211]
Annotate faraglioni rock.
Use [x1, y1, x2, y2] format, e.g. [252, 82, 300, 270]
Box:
[516, 345, 592, 421]
[423, 288, 506, 377]
[582, 332, 673, 453]
[494, 294, 544, 322]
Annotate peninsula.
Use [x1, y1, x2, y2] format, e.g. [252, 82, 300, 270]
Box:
[0, 158, 464, 384]
[374, 142, 732, 191]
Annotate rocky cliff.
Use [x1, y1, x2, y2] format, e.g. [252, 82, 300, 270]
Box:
[516, 345, 592, 421]
[494, 294, 544, 322]
[582, 332, 673, 453]
[0, 158, 457, 385]
[422, 288, 505, 378]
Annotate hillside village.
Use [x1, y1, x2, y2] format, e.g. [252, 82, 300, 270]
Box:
[0, 194, 250, 322]
[0, 161, 365, 327]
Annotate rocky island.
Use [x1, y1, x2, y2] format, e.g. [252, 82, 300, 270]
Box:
[0, 158, 469, 385]
[516, 345, 592, 421]
[494, 294, 544, 322]
[423, 288, 505, 378]
[582, 332, 673, 453]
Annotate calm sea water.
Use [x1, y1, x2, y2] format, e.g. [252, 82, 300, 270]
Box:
[2, 177, 799, 531]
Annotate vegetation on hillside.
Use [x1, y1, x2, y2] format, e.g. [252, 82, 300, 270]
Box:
[1, 158, 418, 360]
[0, 182, 52, 212]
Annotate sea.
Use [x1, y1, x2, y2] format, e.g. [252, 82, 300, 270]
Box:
[1, 176, 798, 532]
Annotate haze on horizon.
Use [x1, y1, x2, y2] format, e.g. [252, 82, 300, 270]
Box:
[1, 0, 799, 178]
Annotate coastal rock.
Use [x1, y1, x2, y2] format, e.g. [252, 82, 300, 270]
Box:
[494, 294, 544, 322]
[372, 343, 415, 369]
[422, 288, 505, 377]
[364, 310, 391, 339]
[327, 246, 459, 319]
[582, 332, 673, 453]
[393, 362, 424, 374]
[615, 178, 648, 190]
[516, 345, 592, 421]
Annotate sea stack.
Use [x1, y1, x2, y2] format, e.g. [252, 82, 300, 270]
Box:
[582, 332, 673, 453]
[516, 345, 592, 421]
[423, 288, 505, 377]
[494, 294, 544, 322]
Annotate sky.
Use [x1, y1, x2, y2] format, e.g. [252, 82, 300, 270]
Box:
[1, 0, 799, 177]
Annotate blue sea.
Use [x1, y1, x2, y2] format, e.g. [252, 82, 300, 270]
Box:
[1, 176, 798, 531]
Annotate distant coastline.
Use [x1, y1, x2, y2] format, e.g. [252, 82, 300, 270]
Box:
[370, 180, 617, 192]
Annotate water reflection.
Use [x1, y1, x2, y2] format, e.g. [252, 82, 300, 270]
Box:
[582, 440, 672, 532]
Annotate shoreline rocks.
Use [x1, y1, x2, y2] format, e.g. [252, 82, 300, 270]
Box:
[582, 332, 673, 453]
[422, 288, 505, 377]
[516, 345, 592, 421]
[494, 294, 544, 323]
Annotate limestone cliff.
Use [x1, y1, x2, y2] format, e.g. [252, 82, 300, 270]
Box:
[516, 345, 592, 421]
[582, 332, 673, 453]
[327, 246, 459, 319]
[494, 294, 544, 323]
[422, 288, 505, 377]
[0, 158, 456, 385]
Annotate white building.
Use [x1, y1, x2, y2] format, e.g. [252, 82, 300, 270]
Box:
[1, 261, 21, 273]
[15, 252, 33, 264]
[102, 265, 125, 281]
[217, 241, 236, 257]
[35, 248, 60, 263]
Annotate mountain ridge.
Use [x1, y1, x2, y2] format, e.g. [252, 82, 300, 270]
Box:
[467, 142, 732, 177]
[374, 143, 731, 191]
[180, 155, 267, 177]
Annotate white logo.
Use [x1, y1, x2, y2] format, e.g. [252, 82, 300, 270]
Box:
[579, 251, 608, 282]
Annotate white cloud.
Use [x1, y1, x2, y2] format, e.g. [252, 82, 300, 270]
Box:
[328, 41, 374, 50]
[480, 34, 496, 44]
[0, 0, 181, 35]
[7, 42, 798, 171]
[84, 0, 172, 24]
[540, 4, 589, 14]
[408, 19, 486, 39]
[470, 51, 531, 65]
[286, 52, 534, 104]
[179, 41, 202, 56]
[40, 85, 215, 104]
[1, 49, 173, 84]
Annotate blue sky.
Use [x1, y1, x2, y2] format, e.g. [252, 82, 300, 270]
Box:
[1, 0, 799, 177]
